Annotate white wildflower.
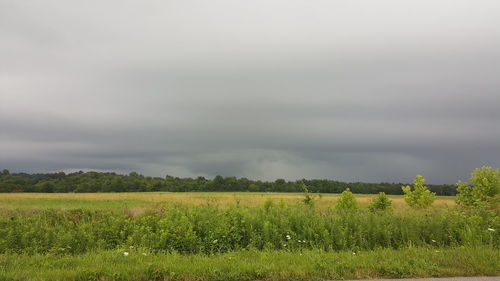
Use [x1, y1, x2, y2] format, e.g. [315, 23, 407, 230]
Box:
[285, 234, 291, 240]
[283, 244, 287, 247]
[123, 252, 129, 257]
[487, 228, 495, 232]
[431, 239, 436, 243]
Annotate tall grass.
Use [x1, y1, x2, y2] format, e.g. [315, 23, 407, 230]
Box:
[0, 203, 497, 255]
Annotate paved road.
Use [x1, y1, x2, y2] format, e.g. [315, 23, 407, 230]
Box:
[343, 278, 499, 281]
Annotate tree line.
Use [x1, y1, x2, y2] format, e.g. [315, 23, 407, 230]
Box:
[0, 169, 457, 195]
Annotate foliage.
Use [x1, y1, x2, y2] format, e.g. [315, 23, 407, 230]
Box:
[402, 175, 436, 209]
[0, 169, 458, 195]
[301, 182, 315, 206]
[456, 166, 499, 207]
[1, 247, 499, 281]
[335, 188, 358, 211]
[0, 204, 498, 256]
[368, 192, 392, 213]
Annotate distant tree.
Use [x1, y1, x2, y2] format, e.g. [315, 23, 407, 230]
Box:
[456, 166, 499, 207]
[402, 175, 436, 208]
[368, 192, 392, 213]
[336, 188, 358, 211]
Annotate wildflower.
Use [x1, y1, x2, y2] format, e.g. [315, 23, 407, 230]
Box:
[129, 246, 134, 249]
[487, 228, 495, 232]
[123, 252, 129, 257]
[431, 239, 436, 243]
[285, 234, 291, 240]
[352, 252, 356, 255]
[212, 239, 218, 244]
[283, 244, 287, 247]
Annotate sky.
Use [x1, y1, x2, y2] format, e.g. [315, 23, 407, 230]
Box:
[1, 0, 499, 184]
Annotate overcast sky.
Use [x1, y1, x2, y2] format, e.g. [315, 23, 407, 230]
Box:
[1, 1, 499, 183]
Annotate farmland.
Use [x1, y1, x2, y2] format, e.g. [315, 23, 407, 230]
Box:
[0, 191, 498, 281]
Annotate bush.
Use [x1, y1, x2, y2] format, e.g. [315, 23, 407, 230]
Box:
[456, 166, 499, 207]
[402, 175, 436, 209]
[368, 192, 392, 213]
[336, 188, 357, 211]
[0, 204, 499, 255]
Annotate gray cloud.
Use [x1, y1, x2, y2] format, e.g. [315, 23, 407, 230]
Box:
[1, 0, 500, 184]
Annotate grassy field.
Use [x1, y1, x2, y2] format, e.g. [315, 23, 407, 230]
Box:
[0, 192, 456, 212]
[1, 247, 498, 281]
[0, 192, 497, 281]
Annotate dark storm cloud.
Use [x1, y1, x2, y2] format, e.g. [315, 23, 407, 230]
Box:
[1, 0, 500, 183]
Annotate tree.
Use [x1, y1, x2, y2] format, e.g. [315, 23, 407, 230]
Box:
[456, 166, 499, 207]
[368, 192, 392, 213]
[402, 175, 436, 208]
[336, 188, 358, 211]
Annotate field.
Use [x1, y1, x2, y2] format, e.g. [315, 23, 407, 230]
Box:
[0, 192, 498, 281]
[0, 192, 456, 212]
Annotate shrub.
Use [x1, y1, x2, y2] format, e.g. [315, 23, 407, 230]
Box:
[456, 166, 499, 207]
[402, 175, 435, 209]
[336, 188, 357, 211]
[368, 192, 392, 213]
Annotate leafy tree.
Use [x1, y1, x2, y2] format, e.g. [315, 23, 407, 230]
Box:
[368, 192, 392, 213]
[300, 181, 314, 206]
[402, 175, 436, 208]
[456, 166, 499, 207]
[336, 188, 357, 211]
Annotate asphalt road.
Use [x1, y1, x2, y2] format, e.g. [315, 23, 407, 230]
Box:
[347, 276, 500, 281]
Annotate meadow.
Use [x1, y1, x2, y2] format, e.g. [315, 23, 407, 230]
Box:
[0, 192, 456, 211]
[0, 192, 498, 281]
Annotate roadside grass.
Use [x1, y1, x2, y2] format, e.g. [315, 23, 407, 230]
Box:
[0, 192, 456, 212]
[0, 247, 498, 281]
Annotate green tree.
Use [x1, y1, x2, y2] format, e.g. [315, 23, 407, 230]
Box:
[336, 188, 357, 211]
[402, 175, 436, 208]
[456, 166, 499, 207]
[368, 192, 392, 213]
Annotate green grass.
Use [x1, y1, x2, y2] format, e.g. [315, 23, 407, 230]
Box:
[1, 247, 498, 281]
[0, 193, 496, 281]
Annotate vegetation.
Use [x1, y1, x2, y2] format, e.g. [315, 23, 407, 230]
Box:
[0, 202, 498, 255]
[335, 188, 358, 211]
[402, 175, 436, 209]
[0, 169, 458, 195]
[368, 192, 392, 213]
[1, 247, 499, 281]
[0, 167, 498, 280]
[0, 192, 456, 212]
[456, 166, 499, 207]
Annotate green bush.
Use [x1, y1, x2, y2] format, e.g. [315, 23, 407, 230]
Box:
[402, 175, 436, 209]
[0, 204, 498, 255]
[335, 188, 358, 211]
[456, 166, 499, 207]
[368, 192, 392, 213]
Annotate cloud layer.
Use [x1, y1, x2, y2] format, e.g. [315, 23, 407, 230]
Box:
[1, 0, 500, 183]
